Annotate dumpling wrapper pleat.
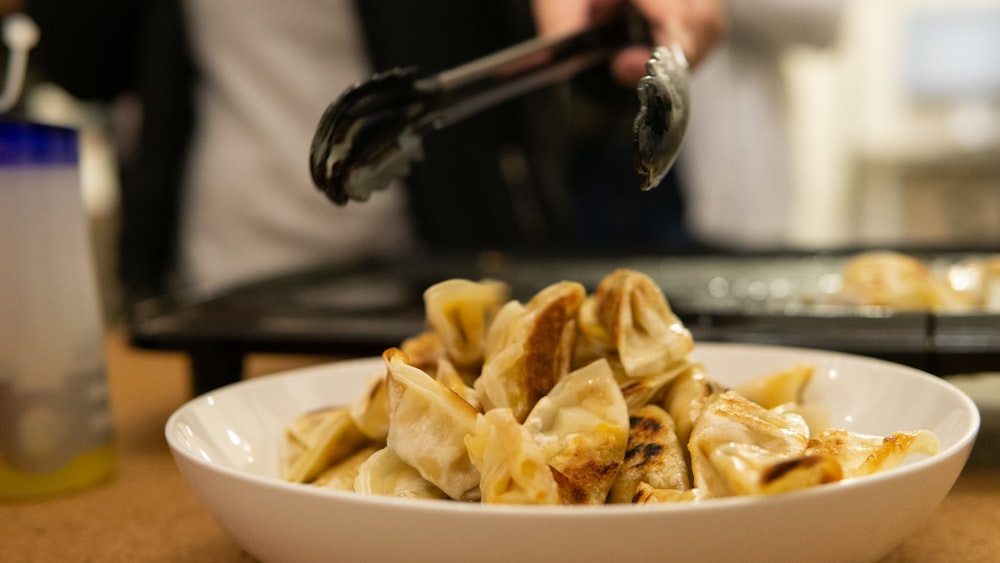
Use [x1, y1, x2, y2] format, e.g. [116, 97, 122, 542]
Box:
[283, 406, 369, 484]
[689, 391, 841, 497]
[354, 446, 449, 500]
[608, 404, 689, 503]
[576, 269, 694, 379]
[523, 358, 629, 505]
[424, 279, 510, 370]
[476, 281, 586, 422]
[384, 348, 481, 501]
[465, 408, 561, 505]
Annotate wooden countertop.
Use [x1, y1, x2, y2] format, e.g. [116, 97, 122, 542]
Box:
[2, 327, 998, 562]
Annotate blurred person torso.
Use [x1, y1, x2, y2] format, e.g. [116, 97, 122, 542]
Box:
[178, 0, 415, 292]
[679, 0, 845, 250]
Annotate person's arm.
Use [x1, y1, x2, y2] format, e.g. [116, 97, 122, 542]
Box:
[532, 0, 726, 84]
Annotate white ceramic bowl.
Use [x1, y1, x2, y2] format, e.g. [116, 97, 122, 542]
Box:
[166, 344, 979, 563]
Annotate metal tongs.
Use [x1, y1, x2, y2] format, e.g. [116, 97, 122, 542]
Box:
[309, 7, 689, 205]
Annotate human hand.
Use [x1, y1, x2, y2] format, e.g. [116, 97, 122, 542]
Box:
[532, 0, 725, 85]
[1, 1, 27, 17]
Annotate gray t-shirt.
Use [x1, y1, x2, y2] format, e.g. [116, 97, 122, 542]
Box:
[178, 0, 415, 293]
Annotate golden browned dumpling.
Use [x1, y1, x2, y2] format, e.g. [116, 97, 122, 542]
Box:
[806, 428, 940, 478]
[354, 446, 449, 500]
[833, 251, 965, 311]
[689, 391, 842, 497]
[398, 330, 443, 374]
[523, 359, 629, 505]
[735, 364, 813, 410]
[475, 281, 586, 422]
[423, 278, 510, 370]
[465, 408, 560, 505]
[311, 445, 380, 490]
[349, 372, 391, 442]
[576, 269, 693, 379]
[384, 348, 481, 501]
[607, 404, 689, 504]
[632, 482, 709, 504]
[660, 362, 723, 451]
[283, 405, 369, 484]
[434, 356, 481, 411]
[615, 359, 694, 412]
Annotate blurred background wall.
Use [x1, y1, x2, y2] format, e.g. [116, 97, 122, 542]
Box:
[786, 0, 1000, 248]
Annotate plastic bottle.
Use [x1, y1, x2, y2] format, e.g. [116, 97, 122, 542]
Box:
[0, 120, 116, 499]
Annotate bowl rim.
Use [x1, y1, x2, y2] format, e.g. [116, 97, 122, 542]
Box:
[165, 342, 981, 518]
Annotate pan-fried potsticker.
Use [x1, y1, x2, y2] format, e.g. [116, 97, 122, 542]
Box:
[283, 405, 368, 484]
[354, 446, 449, 500]
[312, 445, 381, 491]
[632, 482, 709, 504]
[434, 356, 482, 411]
[608, 404, 689, 504]
[734, 364, 813, 409]
[465, 408, 561, 505]
[475, 281, 586, 422]
[806, 428, 940, 478]
[384, 348, 481, 501]
[423, 278, 510, 371]
[522, 359, 629, 505]
[615, 359, 694, 412]
[734, 363, 830, 434]
[349, 373, 391, 442]
[575, 269, 693, 378]
[689, 391, 843, 497]
[660, 362, 723, 452]
[468, 359, 630, 505]
[832, 250, 968, 311]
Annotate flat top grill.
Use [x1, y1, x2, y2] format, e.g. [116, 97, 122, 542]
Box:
[128, 250, 1000, 393]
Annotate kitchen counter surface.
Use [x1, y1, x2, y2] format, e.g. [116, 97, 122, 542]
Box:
[3, 328, 998, 562]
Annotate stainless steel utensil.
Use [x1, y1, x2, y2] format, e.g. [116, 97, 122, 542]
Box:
[309, 8, 689, 205]
[634, 42, 689, 191]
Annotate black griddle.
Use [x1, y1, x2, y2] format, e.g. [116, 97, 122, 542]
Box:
[127, 251, 1000, 395]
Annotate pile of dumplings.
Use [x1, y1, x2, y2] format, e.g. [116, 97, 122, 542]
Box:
[283, 269, 939, 505]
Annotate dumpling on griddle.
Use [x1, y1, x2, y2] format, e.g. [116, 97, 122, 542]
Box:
[283, 405, 369, 484]
[476, 281, 586, 422]
[806, 427, 940, 478]
[607, 404, 689, 503]
[832, 250, 966, 311]
[575, 269, 693, 378]
[465, 408, 560, 505]
[423, 278, 510, 371]
[689, 391, 842, 497]
[354, 446, 449, 500]
[523, 358, 629, 504]
[384, 348, 480, 501]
